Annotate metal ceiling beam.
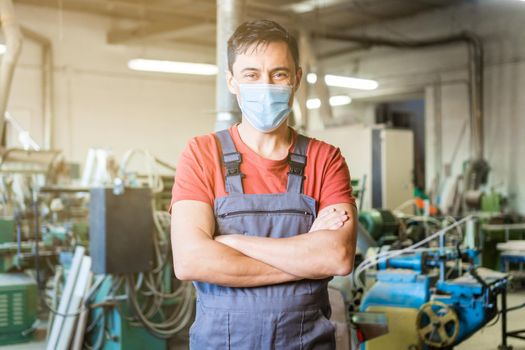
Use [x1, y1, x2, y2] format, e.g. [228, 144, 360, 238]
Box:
[163, 23, 216, 41]
[107, 20, 214, 44]
[16, 0, 135, 19]
[14, 0, 216, 22]
[166, 37, 215, 48]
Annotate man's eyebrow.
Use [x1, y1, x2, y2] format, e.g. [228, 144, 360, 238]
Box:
[241, 67, 260, 73]
[271, 67, 291, 72]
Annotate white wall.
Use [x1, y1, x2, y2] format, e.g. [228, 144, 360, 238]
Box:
[5, 4, 216, 170]
[317, 0, 525, 214]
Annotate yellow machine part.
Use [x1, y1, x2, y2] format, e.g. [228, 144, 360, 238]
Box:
[364, 306, 422, 350]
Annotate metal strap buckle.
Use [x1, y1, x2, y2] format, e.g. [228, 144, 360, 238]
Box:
[287, 153, 306, 176]
[223, 152, 242, 177]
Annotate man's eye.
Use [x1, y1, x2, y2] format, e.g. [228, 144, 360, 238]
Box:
[244, 73, 256, 79]
[273, 72, 289, 79]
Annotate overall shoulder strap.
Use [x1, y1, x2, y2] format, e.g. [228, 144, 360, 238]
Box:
[216, 129, 244, 194]
[286, 134, 310, 194]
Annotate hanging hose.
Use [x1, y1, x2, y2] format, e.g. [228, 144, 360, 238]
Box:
[122, 213, 195, 338]
[125, 274, 194, 339]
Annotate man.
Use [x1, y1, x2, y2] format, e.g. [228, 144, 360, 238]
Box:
[170, 20, 357, 349]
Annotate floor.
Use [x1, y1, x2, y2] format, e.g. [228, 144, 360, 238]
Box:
[2, 291, 524, 350]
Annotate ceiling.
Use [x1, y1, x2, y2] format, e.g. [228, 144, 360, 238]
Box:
[14, 0, 467, 49]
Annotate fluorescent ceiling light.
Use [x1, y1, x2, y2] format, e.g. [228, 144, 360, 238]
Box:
[286, 0, 348, 14]
[307, 73, 378, 90]
[329, 95, 352, 106]
[325, 74, 378, 90]
[307, 73, 317, 84]
[306, 98, 321, 110]
[128, 59, 218, 76]
[306, 95, 352, 110]
[0, 44, 6, 55]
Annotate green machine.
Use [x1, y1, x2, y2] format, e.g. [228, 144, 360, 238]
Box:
[0, 218, 16, 272]
[0, 273, 38, 346]
[358, 209, 400, 246]
[0, 219, 15, 244]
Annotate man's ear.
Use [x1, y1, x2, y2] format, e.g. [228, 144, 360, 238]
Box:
[294, 66, 303, 92]
[226, 70, 238, 95]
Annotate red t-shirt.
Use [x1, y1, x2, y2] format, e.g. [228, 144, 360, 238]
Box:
[170, 125, 355, 213]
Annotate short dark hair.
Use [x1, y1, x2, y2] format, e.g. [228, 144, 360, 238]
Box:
[227, 20, 299, 73]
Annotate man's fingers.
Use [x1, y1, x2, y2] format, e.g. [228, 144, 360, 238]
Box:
[309, 210, 349, 232]
[325, 212, 348, 224]
[329, 216, 347, 227]
[329, 222, 344, 230]
[319, 209, 346, 221]
[319, 207, 336, 219]
[317, 212, 346, 224]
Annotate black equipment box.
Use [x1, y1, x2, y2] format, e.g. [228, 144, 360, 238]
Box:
[89, 187, 154, 274]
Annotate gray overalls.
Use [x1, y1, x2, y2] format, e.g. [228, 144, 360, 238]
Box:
[190, 129, 335, 349]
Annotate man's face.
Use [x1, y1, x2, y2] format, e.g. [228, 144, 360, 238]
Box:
[227, 40, 302, 107]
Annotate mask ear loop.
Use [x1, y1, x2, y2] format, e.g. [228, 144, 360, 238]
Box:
[231, 77, 240, 92]
[230, 77, 242, 107]
[288, 73, 298, 93]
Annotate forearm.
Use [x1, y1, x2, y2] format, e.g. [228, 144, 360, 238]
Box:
[174, 239, 300, 287]
[220, 230, 354, 279]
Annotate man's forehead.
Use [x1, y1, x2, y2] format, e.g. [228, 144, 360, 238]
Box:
[233, 41, 294, 70]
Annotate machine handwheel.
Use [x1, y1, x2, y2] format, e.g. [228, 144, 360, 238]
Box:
[416, 301, 460, 348]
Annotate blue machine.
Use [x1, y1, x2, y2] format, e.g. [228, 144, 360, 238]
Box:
[377, 252, 427, 273]
[361, 271, 431, 311]
[360, 250, 508, 349]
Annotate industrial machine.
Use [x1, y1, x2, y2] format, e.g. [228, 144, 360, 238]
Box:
[0, 148, 66, 345]
[358, 209, 400, 246]
[353, 214, 510, 350]
[0, 273, 38, 346]
[360, 253, 507, 349]
[0, 145, 192, 349]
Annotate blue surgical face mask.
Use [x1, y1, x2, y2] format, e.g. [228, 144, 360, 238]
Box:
[236, 82, 292, 133]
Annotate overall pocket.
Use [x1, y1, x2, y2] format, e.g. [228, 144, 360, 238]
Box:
[300, 309, 336, 350]
[227, 310, 263, 350]
[189, 304, 228, 350]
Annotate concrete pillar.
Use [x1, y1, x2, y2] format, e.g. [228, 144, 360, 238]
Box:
[298, 30, 333, 129]
[215, 0, 244, 131]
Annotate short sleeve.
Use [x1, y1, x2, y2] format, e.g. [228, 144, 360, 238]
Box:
[318, 147, 356, 211]
[169, 139, 214, 212]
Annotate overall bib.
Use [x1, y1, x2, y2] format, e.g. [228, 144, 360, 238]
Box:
[190, 129, 335, 350]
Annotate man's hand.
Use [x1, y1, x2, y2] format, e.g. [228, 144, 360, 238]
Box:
[309, 208, 349, 232]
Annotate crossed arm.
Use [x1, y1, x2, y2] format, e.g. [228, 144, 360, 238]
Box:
[171, 200, 357, 287]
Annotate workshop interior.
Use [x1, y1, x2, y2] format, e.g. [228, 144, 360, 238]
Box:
[0, 0, 524, 349]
